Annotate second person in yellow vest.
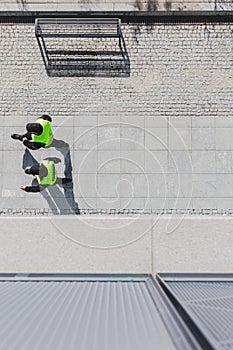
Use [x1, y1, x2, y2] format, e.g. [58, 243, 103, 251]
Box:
[20, 159, 72, 192]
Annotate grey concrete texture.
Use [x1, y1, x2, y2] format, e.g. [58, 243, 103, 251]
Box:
[3, 115, 233, 211]
[0, 0, 232, 11]
[0, 216, 232, 272]
[0, 22, 233, 211]
[0, 217, 152, 272]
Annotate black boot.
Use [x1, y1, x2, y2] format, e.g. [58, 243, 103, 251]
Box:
[62, 178, 73, 184]
[11, 134, 23, 141]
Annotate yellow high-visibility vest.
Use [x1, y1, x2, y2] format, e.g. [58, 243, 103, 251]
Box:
[31, 118, 53, 146]
[35, 160, 57, 186]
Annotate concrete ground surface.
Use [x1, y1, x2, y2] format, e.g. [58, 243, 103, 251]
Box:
[1, 21, 233, 212]
[0, 216, 232, 272]
[3, 115, 233, 212]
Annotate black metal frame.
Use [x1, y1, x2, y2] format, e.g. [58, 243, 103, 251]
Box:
[35, 18, 122, 38]
[35, 18, 130, 77]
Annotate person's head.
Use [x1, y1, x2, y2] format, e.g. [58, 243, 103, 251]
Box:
[25, 164, 48, 179]
[41, 114, 52, 122]
[26, 123, 43, 135]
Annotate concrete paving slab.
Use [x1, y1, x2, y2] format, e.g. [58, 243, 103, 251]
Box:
[192, 174, 217, 197]
[192, 128, 216, 150]
[167, 174, 193, 198]
[98, 126, 121, 150]
[0, 217, 152, 272]
[121, 150, 144, 174]
[216, 151, 233, 174]
[192, 151, 216, 174]
[73, 150, 98, 174]
[216, 128, 233, 150]
[169, 117, 192, 129]
[153, 218, 233, 273]
[168, 150, 192, 174]
[98, 174, 121, 197]
[3, 116, 28, 127]
[145, 128, 168, 150]
[97, 197, 121, 209]
[2, 172, 26, 197]
[3, 127, 26, 151]
[146, 174, 166, 197]
[191, 116, 215, 128]
[119, 174, 148, 198]
[216, 198, 233, 210]
[75, 173, 98, 198]
[74, 116, 98, 127]
[0, 149, 3, 170]
[121, 127, 145, 150]
[192, 197, 217, 209]
[0, 170, 3, 194]
[52, 116, 74, 128]
[121, 116, 144, 129]
[0, 197, 25, 209]
[121, 197, 145, 209]
[0, 127, 3, 151]
[74, 126, 98, 150]
[77, 197, 97, 209]
[216, 174, 233, 197]
[169, 128, 191, 150]
[53, 127, 73, 145]
[145, 197, 169, 210]
[24, 195, 51, 210]
[167, 197, 192, 210]
[98, 150, 121, 173]
[98, 115, 121, 127]
[145, 150, 168, 174]
[3, 150, 24, 174]
[145, 117, 167, 128]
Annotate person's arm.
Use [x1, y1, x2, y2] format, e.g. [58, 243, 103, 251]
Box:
[23, 140, 45, 150]
[20, 185, 47, 193]
[20, 185, 40, 193]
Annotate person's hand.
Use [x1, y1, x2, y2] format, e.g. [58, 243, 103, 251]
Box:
[20, 186, 26, 191]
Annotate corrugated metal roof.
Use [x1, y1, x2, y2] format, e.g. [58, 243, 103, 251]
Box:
[158, 273, 233, 350]
[0, 274, 200, 350]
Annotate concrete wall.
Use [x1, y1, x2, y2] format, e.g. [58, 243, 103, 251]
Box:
[0, 0, 232, 12]
[0, 216, 232, 272]
[0, 21, 233, 211]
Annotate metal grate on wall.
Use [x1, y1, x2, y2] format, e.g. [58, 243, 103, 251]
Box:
[158, 273, 233, 350]
[0, 274, 201, 350]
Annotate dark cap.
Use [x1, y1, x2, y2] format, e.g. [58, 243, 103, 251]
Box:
[26, 123, 43, 135]
[25, 164, 40, 175]
[25, 164, 48, 179]
[41, 115, 52, 122]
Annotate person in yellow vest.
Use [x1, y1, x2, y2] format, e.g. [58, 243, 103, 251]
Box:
[20, 159, 72, 193]
[11, 115, 53, 150]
